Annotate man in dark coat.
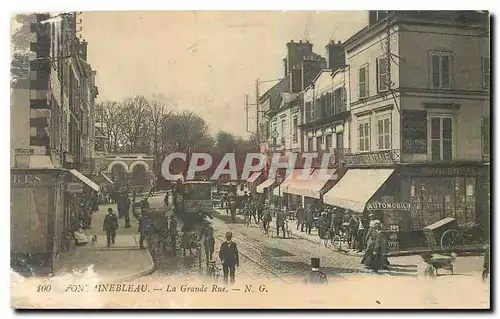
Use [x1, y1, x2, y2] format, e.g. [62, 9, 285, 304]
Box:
[169, 215, 178, 255]
[219, 232, 239, 285]
[304, 206, 313, 235]
[138, 213, 147, 249]
[304, 257, 328, 284]
[103, 208, 118, 247]
[296, 206, 305, 231]
[275, 209, 286, 238]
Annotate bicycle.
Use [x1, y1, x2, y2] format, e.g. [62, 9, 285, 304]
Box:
[323, 227, 343, 252]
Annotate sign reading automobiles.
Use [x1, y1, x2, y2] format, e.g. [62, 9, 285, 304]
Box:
[366, 202, 411, 211]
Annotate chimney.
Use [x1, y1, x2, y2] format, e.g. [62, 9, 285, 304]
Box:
[283, 58, 288, 76]
[325, 40, 346, 71]
[286, 40, 314, 92]
[78, 39, 88, 61]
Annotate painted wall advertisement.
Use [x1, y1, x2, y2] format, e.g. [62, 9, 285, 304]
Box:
[367, 200, 412, 251]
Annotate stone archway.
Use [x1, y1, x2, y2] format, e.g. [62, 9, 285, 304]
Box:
[129, 160, 150, 172]
[108, 161, 128, 188]
[107, 160, 129, 173]
[130, 163, 148, 187]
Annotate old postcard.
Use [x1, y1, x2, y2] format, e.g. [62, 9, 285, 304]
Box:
[10, 10, 491, 309]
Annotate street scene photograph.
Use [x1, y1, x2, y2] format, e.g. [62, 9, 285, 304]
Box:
[9, 9, 491, 309]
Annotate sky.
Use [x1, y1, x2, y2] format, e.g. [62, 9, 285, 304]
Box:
[80, 11, 368, 137]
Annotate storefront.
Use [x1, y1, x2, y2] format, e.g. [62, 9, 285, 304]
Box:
[11, 168, 68, 275]
[256, 178, 275, 202]
[285, 168, 338, 209]
[246, 171, 262, 194]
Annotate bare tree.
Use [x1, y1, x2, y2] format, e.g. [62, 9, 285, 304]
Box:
[146, 94, 174, 167]
[116, 95, 151, 153]
[94, 101, 124, 153]
[162, 111, 214, 154]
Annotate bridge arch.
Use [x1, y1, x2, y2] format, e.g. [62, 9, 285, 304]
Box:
[129, 160, 150, 172]
[107, 161, 129, 172]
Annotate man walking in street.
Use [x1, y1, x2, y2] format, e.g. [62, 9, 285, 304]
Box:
[169, 215, 178, 255]
[276, 209, 286, 238]
[103, 208, 118, 247]
[305, 205, 313, 235]
[138, 213, 147, 249]
[296, 205, 305, 231]
[219, 231, 239, 285]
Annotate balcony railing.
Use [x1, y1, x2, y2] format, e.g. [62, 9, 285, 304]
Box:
[332, 148, 351, 165]
[340, 149, 401, 166]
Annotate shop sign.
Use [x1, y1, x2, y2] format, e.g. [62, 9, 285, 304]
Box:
[367, 201, 411, 211]
[14, 148, 35, 156]
[66, 182, 84, 193]
[402, 110, 427, 154]
[415, 166, 477, 177]
[343, 150, 400, 165]
[11, 172, 46, 186]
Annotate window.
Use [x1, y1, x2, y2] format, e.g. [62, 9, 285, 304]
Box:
[430, 52, 452, 88]
[307, 138, 314, 152]
[316, 136, 323, 151]
[377, 117, 391, 150]
[311, 100, 316, 121]
[482, 57, 490, 91]
[325, 134, 333, 151]
[359, 65, 369, 99]
[305, 102, 312, 122]
[292, 117, 298, 142]
[482, 116, 490, 155]
[281, 120, 286, 141]
[429, 116, 453, 161]
[324, 92, 333, 116]
[377, 57, 389, 92]
[315, 97, 322, 119]
[358, 121, 370, 152]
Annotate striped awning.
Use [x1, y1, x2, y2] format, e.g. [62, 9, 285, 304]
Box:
[70, 169, 100, 192]
[256, 179, 275, 193]
[286, 169, 338, 199]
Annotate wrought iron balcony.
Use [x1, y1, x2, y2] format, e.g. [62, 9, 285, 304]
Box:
[340, 149, 401, 166]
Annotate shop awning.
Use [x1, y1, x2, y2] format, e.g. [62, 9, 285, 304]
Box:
[323, 168, 394, 213]
[286, 169, 338, 199]
[100, 172, 114, 184]
[256, 179, 274, 193]
[70, 169, 100, 192]
[247, 172, 262, 183]
[281, 169, 314, 193]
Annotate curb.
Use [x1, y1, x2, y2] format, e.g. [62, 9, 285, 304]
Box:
[116, 249, 156, 282]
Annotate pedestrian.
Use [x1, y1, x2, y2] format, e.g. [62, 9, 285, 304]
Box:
[229, 199, 237, 222]
[303, 257, 328, 284]
[256, 200, 264, 223]
[103, 208, 118, 248]
[202, 224, 215, 266]
[296, 205, 304, 231]
[304, 205, 313, 235]
[357, 215, 365, 252]
[219, 232, 239, 285]
[361, 220, 385, 272]
[348, 213, 358, 249]
[164, 192, 170, 207]
[138, 213, 147, 249]
[124, 195, 131, 228]
[482, 244, 490, 281]
[276, 209, 286, 238]
[169, 215, 178, 255]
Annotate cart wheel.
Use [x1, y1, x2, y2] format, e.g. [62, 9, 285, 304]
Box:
[440, 229, 466, 251]
[333, 235, 342, 251]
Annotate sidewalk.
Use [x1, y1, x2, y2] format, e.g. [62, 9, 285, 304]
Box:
[286, 220, 485, 257]
[53, 201, 156, 281]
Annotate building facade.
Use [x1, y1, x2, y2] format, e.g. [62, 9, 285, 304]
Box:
[323, 11, 490, 249]
[11, 12, 99, 274]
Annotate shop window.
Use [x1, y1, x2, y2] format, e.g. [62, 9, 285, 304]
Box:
[377, 117, 391, 150]
[409, 176, 476, 229]
[429, 116, 453, 161]
[358, 121, 370, 152]
[358, 64, 369, 99]
[430, 51, 452, 89]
